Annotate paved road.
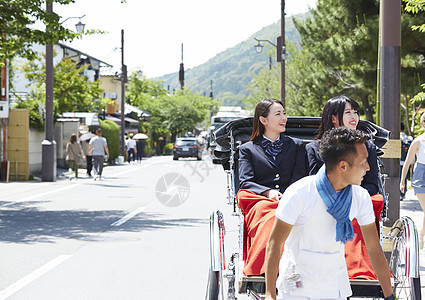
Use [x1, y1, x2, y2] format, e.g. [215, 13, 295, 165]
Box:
[0, 154, 227, 299]
[1, 155, 425, 299]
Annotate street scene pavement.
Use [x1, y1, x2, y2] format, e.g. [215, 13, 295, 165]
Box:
[400, 188, 425, 298]
[0, 154, 228, 299]
[0, 154, 425, 299]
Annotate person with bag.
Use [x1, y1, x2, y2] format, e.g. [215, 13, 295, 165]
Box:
[66, 133, 85, 180]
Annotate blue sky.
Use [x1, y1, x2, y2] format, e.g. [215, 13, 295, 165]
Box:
[55, 0, 316, 78]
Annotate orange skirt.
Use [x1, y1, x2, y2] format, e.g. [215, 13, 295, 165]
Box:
[345, 194, 384, 280]
[237, 189, 283, 276]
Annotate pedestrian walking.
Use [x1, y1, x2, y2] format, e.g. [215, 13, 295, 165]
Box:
[89, 128, 109, 180]
[66, 133, 85, 180]
[400, 112, 425, 248]
[80, 137, 93, 177]
[126, 133, 137, 163]
[400, 122, 413, 200]
[265, 127, 393, 300]
[136, 139, 144, 163]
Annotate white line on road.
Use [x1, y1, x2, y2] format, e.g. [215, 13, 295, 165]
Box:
[0, 160, 160, 208]
[0, 184, 79, 208]
[110, 207, 146, 227]
[0, 255, 73, 300]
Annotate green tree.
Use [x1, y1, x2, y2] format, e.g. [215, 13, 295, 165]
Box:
[402, 0, 425, 135]
[126, 74, 217, 142]
[247, 0, 425, 120]
[15, 55, 105, 130]
[126, 72, 168, 108]
[162, 90, 216, 141]
[0, 0, 80, 63]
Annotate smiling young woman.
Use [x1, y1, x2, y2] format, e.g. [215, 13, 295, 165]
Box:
[236, 98, 307, 276]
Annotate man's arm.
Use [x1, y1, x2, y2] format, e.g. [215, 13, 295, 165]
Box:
[104, 145, 109, 158]
[361, 223, 393, 297]
[89, 144, 93, 156]
[265, 218, 293, 300]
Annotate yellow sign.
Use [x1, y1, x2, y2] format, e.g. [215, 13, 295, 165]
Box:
[380, 139, 401, 159]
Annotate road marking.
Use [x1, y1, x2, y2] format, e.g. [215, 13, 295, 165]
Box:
[0, 255, 72, 299]
[0, 161, 160, 208]
[0, 184, 79, 208]
[110, 207, 146, 227]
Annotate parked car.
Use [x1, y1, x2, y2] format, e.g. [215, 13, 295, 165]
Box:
[173, 138, 202, 160]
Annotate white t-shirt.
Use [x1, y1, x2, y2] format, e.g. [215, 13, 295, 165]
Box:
[126, 138, 136, 150]
[275, 176, 375, 298]
[89, 136, 107, 156]
[276, 176, 375, 227]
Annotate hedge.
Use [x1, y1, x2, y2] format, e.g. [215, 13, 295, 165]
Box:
[164, 142, 173, 155]
[100, 119, 120, 163]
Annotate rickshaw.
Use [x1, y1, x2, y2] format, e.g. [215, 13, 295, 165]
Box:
[206, 117, 421, 300]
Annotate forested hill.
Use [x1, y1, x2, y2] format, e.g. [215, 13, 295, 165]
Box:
[155, 13, 308, 107]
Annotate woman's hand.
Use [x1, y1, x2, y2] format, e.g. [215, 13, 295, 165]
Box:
[262, 189, 282, 201]
[400, 181, 405, 194]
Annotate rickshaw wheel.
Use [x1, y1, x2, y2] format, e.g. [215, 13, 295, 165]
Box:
[389, 228, 421, 300]
[207, 269, 220, 299]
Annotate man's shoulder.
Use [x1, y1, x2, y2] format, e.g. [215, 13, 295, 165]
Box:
[286, 175, 316, 194]
[352, 185, 371, 198]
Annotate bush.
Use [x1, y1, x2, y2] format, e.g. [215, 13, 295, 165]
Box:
[144, 141, 154, 156]
[163, 142, 173, 155]
[100, 119, 120, 163]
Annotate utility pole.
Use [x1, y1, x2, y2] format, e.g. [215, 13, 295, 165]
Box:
[179, 43, 184, 90]
[280, 0, 286, 106]
[120, 29, 127, 157]
[0, 60, 9, 181]
[380, 0, 401, 224]
[209, 80, 213, 99]
[42, 1, 56, 182]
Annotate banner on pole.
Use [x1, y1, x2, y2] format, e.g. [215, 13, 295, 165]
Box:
[0, 60, 9, 118]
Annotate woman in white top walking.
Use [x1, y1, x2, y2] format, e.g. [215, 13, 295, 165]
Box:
[400, 112, 425, 248]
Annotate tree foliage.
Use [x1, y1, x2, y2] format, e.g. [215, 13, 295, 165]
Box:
[246, 0, 425, 121]
[15, 54, 105, 130]
[0, 0, 81, 63]
[126, 74, 217, 141]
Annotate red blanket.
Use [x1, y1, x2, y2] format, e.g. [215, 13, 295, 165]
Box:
[345, 194, 384, 280]
[237, 190, 384, 279]
[237, 189, 283, 276]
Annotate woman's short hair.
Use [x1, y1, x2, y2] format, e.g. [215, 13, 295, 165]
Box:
[250, 99, 284, 142]
[316, 95, 360, 140]
[69, 133, 77, 143]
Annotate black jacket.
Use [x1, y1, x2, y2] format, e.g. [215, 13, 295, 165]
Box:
[239, 134, 307, 195]
[306, 140, 379, 195]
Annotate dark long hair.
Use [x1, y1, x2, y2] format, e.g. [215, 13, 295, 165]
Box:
[250, 99, 285, 142]
[316, 95, 360, 140]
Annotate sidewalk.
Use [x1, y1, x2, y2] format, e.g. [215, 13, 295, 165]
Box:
[399, 187, 425, 294]
[40, 158, 152, 181]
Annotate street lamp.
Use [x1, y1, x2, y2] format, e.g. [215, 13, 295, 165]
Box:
[61, 15, 86, 33]
[42, 6, 86, 182]
[254, 38, 276, 70]
[253, 37, 285, 96]
[253, 0, 286, 106]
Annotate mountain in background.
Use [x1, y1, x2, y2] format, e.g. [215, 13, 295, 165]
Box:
[155, 13, 308, 107]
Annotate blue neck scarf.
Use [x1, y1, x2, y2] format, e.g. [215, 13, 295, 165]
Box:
[315, 165, 354, 244]
[261, 136, 284, 158]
